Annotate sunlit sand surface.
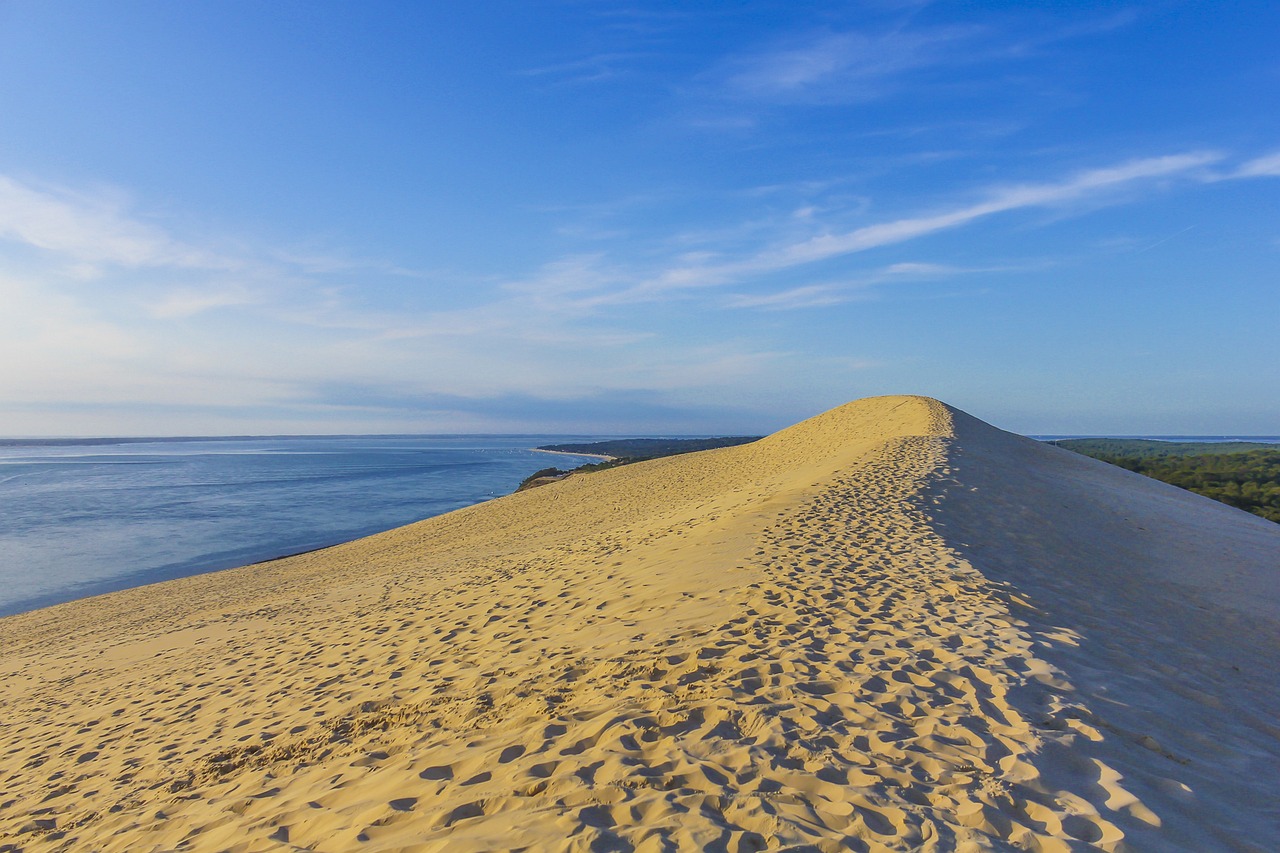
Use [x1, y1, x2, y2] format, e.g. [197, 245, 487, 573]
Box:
[2, 396, 1277, 851]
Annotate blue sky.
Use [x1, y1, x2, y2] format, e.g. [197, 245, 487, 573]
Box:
[0, 1, 1277, 436]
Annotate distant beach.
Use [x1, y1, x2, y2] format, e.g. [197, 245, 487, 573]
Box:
[532, 447, 617, 461]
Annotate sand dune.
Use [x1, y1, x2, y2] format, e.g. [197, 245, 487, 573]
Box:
[1, 395, 1277, 851]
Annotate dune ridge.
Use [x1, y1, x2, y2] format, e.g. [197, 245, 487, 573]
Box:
[1, 395, 1277, 851]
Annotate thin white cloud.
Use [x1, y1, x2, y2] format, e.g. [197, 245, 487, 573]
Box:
[726, 284, 852, 310]
[1131, 225, 1197, 254]
[146, 286, 262, 319]
[1233, 151, 1280, 178]
[713, 10, 1142, 106]
[267, 247, 425, 278]
[518, 52, 649, 86]
[758, 152, 1222, 268]
[881, 261, 959, 276]
[615, 346, 790, 392]
[0, 174, 414, 286]
[0, 176, 219, 270]
[725, 261, 994, 310]
[719, 27, 977, 102]
[502, 254, 626, 303]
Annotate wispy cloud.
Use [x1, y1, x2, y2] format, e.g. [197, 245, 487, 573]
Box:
[1233, 150, 1280, 178]
[1130, 225, 1197, 255]
[146, 285, 263, 319]
[724, 261, 1000, 310]
[704, 10, 1137, 107]
[0, 175, 415, 286]
[718, 26, 978, 103]
[726, 284, 853, 310]
[753, 152, 1222, 267]
[518, 52, 650, 86]
[0, 176, 222, 270]
[0, 173, 437, 336]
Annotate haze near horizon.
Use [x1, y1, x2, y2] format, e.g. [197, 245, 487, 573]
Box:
[1, 1, 1276, 436]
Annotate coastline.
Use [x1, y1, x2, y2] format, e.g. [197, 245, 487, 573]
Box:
[1, 440, 607, 619]
[0, 532, 381, 620]
[0, 472, 547, 620]
[531, 447, 617, 461]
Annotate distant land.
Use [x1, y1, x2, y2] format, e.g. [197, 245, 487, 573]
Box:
[522, 436, 764, 490]
[538, 436, 763, 458]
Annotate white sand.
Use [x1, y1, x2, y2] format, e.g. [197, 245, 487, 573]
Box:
[1, 395, 1276, 851]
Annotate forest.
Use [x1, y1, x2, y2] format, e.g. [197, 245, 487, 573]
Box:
[1056, 439, 1280, 523]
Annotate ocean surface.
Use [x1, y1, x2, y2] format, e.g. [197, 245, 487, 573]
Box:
[0, 435, 607, 617]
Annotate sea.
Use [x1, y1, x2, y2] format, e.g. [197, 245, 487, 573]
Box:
[0, 435, 607, 617]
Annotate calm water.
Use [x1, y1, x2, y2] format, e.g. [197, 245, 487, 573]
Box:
[0, 436, 605, 617]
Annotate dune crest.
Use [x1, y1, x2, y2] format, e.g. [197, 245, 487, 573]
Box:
[1, 395, 1277, 851]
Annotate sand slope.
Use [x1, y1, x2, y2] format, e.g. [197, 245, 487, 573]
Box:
[1, 396, 1277, 851]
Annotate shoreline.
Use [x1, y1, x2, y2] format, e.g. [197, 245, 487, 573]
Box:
[531, 447, 618, 462]
[0, 536, 364, 620]
[0, 455, 581, 620]
[1, 448, 622, 619]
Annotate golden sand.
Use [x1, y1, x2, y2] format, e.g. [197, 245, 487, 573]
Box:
[1, 396, 1277, 851]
